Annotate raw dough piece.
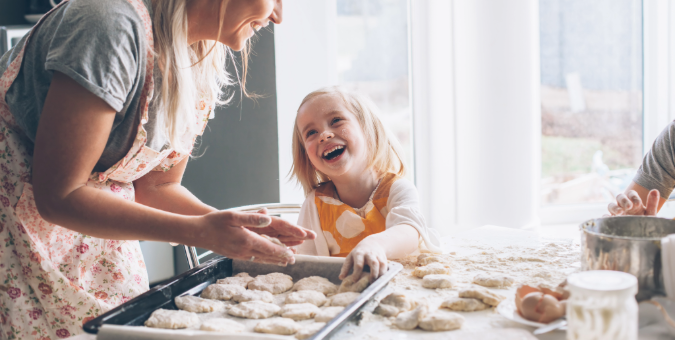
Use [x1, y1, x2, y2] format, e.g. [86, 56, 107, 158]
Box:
[281, 303, 321, 320]
[422, 274, 455, 289]
[394, 304, 428, 330]
[144, 309, 199, 329]
[174, 295, 226, 313]
[293, 276, 338, 296]
[201, 284, 245, 301]
[472, 273, 515, 288]
[418, 311, 465, 331]
[254, 318, 300, 335]
[458, 286, 505, 307]
[228, 301, 281, 319]
[417, 254, 450, 266]
[315, 307, 345, 322]
[200, 318, 246, 333]
[374, 293, 419, 317]
[326, 292, 361, 307]
[233, 289, 275, 303]
[338, 272, 370, 293]
[441, 297, 489, 311]
[413, 263, 451, 278]
[286, 290, 327, 306]
[217, 272, 255, 288]
[296, 322, 326, 340]
[248, 272, 294, 294]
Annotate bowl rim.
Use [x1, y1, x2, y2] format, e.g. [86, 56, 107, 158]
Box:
[580, 216, 675, 241]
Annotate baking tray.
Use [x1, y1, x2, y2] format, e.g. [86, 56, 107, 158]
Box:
[83, 255, 402, 339]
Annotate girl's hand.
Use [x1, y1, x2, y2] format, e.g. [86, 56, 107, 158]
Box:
[339, 236, 388, 283]
[608, 189, 660, 216]
[196, 210, 299, 266]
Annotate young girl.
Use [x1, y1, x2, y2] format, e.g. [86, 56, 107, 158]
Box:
[291, 87, 441, 282]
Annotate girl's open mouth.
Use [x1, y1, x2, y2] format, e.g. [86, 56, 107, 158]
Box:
[322, 145, 345, 161]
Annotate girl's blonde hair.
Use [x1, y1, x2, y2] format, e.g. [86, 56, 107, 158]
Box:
[152, 0, 252, 153]
[290, 86, 407, 195]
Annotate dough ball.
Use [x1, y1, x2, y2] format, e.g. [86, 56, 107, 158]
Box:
[418, 311, 464, 331]
[338, 272, 370, 293]
[254, 318, 300, 335]
[248, 272, 294, 294]
[199, 318, 245, 333]
[374, 304, 400, 317]
[201, 284, 245, 301]
[472, 273, 515, 288]
[228, 301, 281, 319]
[440, 297, 489, 312]
[281, 303, 321, 321]
[261, 234, 285, 246]
[233, 289, 275, 303]
[217, 272, 255, 288]
[394, 304, 428, 330]
[374, 292, 418, 317]
[413, 263, 451, 278]
[417, 254, 451, 266]
[422, 274, 455, 289]
[314, 307, 345, 322]
[174, 295, 226, 313]
[326, 292, 361, 307]
[286, 290, 327, 306]
[458, 286, 505, 307]
[295, 322, 326, 340]
[144, 309, 199, 329]
[293, 276, 338, 296]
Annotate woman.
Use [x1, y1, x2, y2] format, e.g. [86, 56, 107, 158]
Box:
[0, 0, 314, 338]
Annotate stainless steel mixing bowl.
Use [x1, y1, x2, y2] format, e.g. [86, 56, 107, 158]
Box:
[581, 216, 675, 301]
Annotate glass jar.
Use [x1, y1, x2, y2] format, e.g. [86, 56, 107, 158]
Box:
[566, 270, 638, 340]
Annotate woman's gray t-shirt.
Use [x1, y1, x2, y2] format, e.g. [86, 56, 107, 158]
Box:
[0, 0, 167, 172]
[634, 120, 675, 199]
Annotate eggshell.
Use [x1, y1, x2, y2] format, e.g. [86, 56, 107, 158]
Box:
[515, 285, 541, 312]
[519, 292, 565, 324]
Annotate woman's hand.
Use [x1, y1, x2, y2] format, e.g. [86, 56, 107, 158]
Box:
[339, 236, 388, 283]
[245, 208, 317, 247]
[608, 189, 660, 216]
[197, 210, 299, 265]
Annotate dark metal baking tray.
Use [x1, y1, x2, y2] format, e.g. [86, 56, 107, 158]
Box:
[83, 255, 402, 339]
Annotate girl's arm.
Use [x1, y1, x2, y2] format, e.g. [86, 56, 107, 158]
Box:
[32, 72, 312, 264]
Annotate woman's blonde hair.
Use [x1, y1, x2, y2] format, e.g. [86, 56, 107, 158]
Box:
[152, 0, 252, 153]
[290, 86, 407, 195]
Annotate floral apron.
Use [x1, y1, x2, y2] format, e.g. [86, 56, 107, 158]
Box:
[314, 173, 399, 257]
[0, 1, 212, 339]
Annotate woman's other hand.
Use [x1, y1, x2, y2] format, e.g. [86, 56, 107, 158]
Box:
[608, 189, 660, 216]
[339, 236, 388, 283]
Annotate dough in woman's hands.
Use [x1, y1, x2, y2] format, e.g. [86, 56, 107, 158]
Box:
[394, 304, 428, 330]
[293, 276, 338, 296]
[418, 311, 464, 331]
[295, 322, 326, 339]
[417, 254, 451, 266]
[254, 318, 300, 335]
[338, 272, 370, 293]
[314, 307, 344, 322]
[472, 274, 515, 288]
[458, 286, 505, 307]
[374, 293, 418, 317]
[174, 295, 226, 313]
[248, 273, 294, 294]
[326, 292, 361, 307]
[261, 234, 285, 246]
[233, 289, 275, 303]
[281, 303, 321, 320]
[200, 318, 245, 333]
[217, 272, 255, 288]
[413, 263, 451, 278]
[144, 309, 199, 329]
[440, 297, 489, 312]
[228, 301, 281, 319]
[285, 290, 327, 306]
[422, 274, 455, 289]
[201, 284, 245, 301]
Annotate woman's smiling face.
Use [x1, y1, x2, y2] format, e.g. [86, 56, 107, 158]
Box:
[296, 94, 370, 180]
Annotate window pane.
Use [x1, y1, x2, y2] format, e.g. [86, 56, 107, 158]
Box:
[336, 0, 413, 178]
[540, 0, 643, 205]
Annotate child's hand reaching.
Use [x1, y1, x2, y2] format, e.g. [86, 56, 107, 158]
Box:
[607, 189, 660, 216]
[339, 236, 388, 283]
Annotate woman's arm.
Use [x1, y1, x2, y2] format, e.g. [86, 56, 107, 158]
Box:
[31, 72, 308, 264]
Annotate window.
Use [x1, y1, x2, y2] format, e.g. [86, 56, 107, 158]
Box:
[539, 0, 643, 206]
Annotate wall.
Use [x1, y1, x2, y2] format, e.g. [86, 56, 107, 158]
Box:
[0, 0, 27, 25]
[174, 26, 280, 274]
